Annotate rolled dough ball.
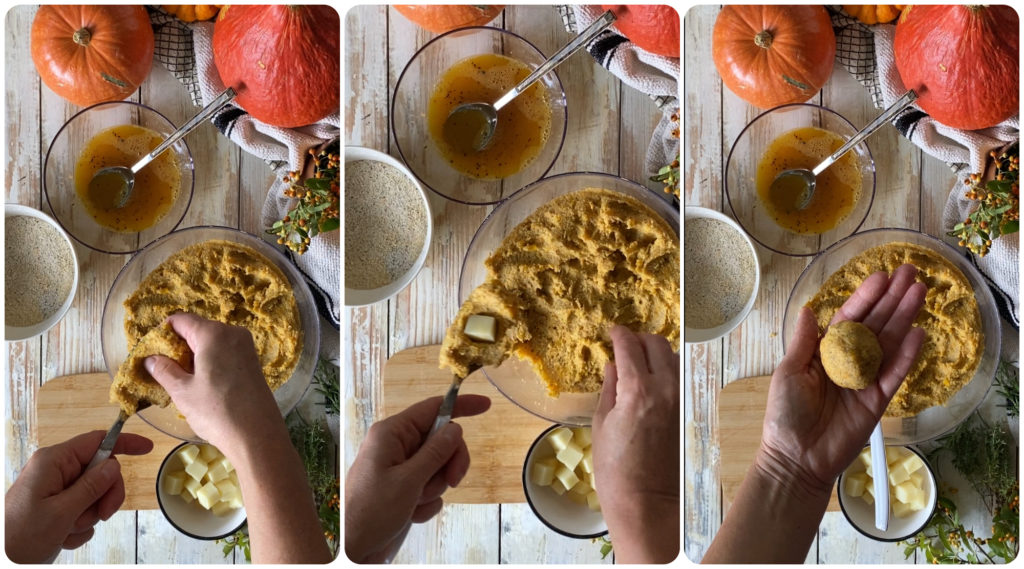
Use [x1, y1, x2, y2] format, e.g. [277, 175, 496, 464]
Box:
[820, 320, 883, 390]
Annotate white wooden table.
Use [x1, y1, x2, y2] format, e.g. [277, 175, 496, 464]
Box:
[344, 5, 666, 563]
[683, 5, 1011, 563]
[4, 5, 279, 563]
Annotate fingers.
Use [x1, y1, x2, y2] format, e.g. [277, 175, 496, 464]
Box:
[639, 333, 677, 378]
[95, 471, 127, 521]
[410, 498, 444, 523]
[876, 282, 927, 351]
[877, 327, 926, 401]
[777, 307, 821, 374]
[861, 264, 919, 333]
[388, 395, 491, 439]
[52, 459, 120, 519]
[62, 527, 95, 550]
[111, 433, 154, 457]
[595, 361, 618, 424]
[443, 435, 471, 488]
[608, 325, 648, 386]
[164, 312, 213, 351]
[145, 354, 192, 390]
[831, 271, 890, 325]
[398, 422, 463, 483]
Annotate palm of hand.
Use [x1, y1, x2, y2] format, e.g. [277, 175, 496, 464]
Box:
[760, 265, 927, 492]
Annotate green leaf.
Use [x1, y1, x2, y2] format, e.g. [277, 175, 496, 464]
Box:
[305, 178, 331, 191]
[320, 217, 340, 233]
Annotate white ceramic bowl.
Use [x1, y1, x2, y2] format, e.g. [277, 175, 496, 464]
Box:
[344, 146, 433, 306]
[4, 204, 80, 341]
[837, 445, 938, 542]
[683, 207, 761, 343]
[156, 442, 247, 540]
[522, 425, 607, 539]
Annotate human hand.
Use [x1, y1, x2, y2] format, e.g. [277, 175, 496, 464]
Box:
[757, 263, 927, 497]
[345, 394, 491, 563]
[592, 326, 679, 563]
[144, 312, 280, 452]
[5, 431, 153, 563]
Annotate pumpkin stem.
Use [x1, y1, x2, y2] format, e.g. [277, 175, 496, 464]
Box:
[72, 27, 91, 47]
[754, 30, 773, 49]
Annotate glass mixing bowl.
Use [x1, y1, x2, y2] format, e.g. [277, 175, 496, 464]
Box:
[783, 228, 1000, 444]
[392, 26, 568, 206]
[43, 101, 195, 255]
[101, 226, 320, 442]
[725, 103, 875, 257]
[458, 172, 679, 426]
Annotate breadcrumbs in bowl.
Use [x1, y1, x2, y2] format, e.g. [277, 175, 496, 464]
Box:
[344, 146, 433, 306]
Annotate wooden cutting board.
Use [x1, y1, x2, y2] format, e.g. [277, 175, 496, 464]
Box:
[36, 373, 182, 510]
[380, 345, 553, 504]
[719, 375, 840, 511]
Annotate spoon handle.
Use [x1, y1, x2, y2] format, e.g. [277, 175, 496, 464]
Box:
[131, 87, 237, 174]
[812, 89, 917, 177]
[492, 11, 616, 111]
[869, 422, 889, 531]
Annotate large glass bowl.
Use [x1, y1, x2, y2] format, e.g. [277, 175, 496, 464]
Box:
[101, 226, 320, 442]
[725, 103, 875, 257]
[392, 26, 568, 206]
[783, 228, 1000, 444]
[458, 172, 679, 426]
[43, 101, 195, 255]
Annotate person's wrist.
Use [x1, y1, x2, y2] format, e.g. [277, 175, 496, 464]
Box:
[753, 444, 834, 502]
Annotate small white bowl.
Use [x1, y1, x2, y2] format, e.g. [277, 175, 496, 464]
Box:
[344, 146, 433, 306]
[522, 425, 607, 539]
[837, 445, 938, 542]
[683, 207, 760, 343]
[156, 442, 247, 540]
[4, 204, 80, 341]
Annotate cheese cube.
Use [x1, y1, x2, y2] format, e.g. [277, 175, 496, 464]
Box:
[177, 444, 201, 466]
[549, 480, 567, 495]
[196, 481, 222, 510]
[163, 471, 186, 496]
[229, 471, 239, 486]
[546, 427, 573, 452]
[844, 473, 867, 498]
[899, 454, 925, 476]
[586, 491, 601, 512]
[211, 500, 235, 517]
[586, 472, 597, 492]
[463, 315, 497, 342]
[183, 476, 201, 498]
[179, 490, 195, 504]
[888, 465, 911, 486]
[571, 427, 592, 448]
[531, 458, 557, 486]
[184, 458, 209, 482]
[857, 448, 872, 470]
[579, 447, 594, 474]
[570, 479, 592, 495]
[199, 444, 220, 463]
[207, 460, 231, 483]
[228, 495, 244, 509]
[909, 471, 924, 488]
[892, 500, 915, 518]
[885, 447, 901, 465]
[556, 442, 584, 471]
[554, 464, 579, 491]
[567, 490, 588, 505]
[909, 492, 927, 511]
[894, 481, 920, 504]
[861, 490, 874, 505]
[216, 479, 241, 503]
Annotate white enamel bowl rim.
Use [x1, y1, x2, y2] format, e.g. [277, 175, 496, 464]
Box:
[156, 442, 247, 540]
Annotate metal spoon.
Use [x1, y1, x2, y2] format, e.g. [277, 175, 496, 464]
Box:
[771, 90, 918, 210]
[444, 11, 616, 153]
[89, 87, 236, 210]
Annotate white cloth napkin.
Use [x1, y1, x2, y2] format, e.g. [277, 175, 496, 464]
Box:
[828, 8, 1020, 329]
[557, 5, 679, 183]
[150, 10, 340, 361]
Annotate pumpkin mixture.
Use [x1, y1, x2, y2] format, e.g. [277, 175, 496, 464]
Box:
[111, 239, 302, 415]
[74, 124, 181, 232]
[806, 242, 984, 417]
[439, 189, 680, 395]
[756, 126, 862, 234]
[427, 53, 552, 180]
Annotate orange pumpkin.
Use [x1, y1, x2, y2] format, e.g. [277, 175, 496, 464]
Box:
[30, 5, 154, 107]
[163, 5, 222, 23]
[392, 5, 503, 34]
[712, 5, 836, 110]
[213, 5, 339, 128]
[843, 5, 904, 25]
[895, 5, 1019, 130]
[602, 5, 680, 58]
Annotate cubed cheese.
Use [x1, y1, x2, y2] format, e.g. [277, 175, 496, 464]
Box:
[571, 427, 592, 448]
[844, 473, 867, 498]
[183, 476, 201, 498]
[858, 449, 872, 470]
[909, 471, 925, 487]
[464, 315, 497, 342]
[888, 465, 911, 486]
[579, 447, 594, 474]
[549, 480, 567, 496]
[179, 490, 195, 504]
[899, 453, 925, 476]
[586, 491, 601, 512]
[885, 447, 902, 466]
[554, 464, 579, 491]
[556, 442, 584, 471]
[196, 481, 222, 510]
[570, 479, 592, 495]
[163, 471, 186, 496]
[586, 472, 597, 492]
[184, 458, 209, 482]
[177, 444, 200, 466]
[894, 481, 919, 504]
[892, 500, 915, 519]
[567, 490, 588, 505]
[546, 427, 573, 452]
[207, 460, 231, 483]
[228, 495, 244, 509]
[199, 444, 220, 463]
[211, 500, 235, 517]
[532, 458, 556, 486]
[216, 479, 241, 503]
